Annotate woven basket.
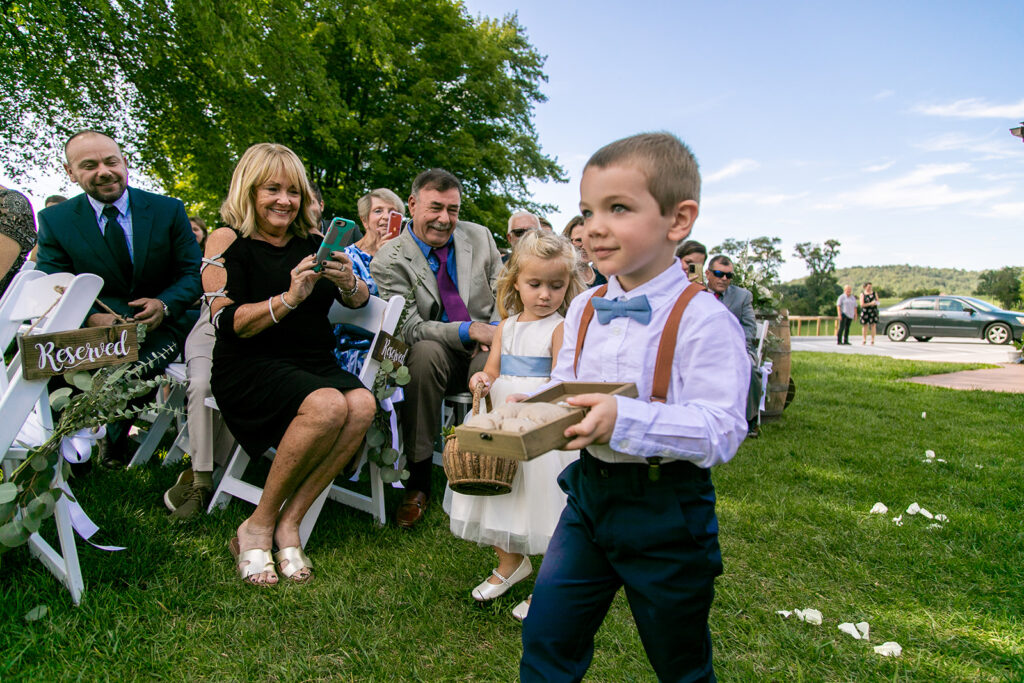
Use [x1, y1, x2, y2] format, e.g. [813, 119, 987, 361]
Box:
[443, 384, 518, 496]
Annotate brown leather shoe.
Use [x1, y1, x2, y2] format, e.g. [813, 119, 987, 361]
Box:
[395, 490, 429, 529]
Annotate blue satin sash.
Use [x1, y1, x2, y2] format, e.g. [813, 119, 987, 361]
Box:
[500, 354, 552, 377]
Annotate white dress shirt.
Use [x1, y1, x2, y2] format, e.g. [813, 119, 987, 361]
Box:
[546, 260, 749, 468]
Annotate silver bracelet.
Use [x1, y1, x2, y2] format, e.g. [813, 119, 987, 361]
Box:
[280, 293, 296, 310]
[339, 278, 360, 298]
[268, 297, 280, 324]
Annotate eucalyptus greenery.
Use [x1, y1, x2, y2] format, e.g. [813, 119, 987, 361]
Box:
[361, 359, 410, 485]
[0, 342, 181, 560]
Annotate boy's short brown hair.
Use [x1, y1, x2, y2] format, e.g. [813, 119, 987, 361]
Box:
[585, 132, 700, 215]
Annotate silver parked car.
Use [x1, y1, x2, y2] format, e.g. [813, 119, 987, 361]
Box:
[879, 296, 1024, 344]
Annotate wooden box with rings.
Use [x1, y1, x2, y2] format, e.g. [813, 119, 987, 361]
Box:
[451, 381, 638, 464]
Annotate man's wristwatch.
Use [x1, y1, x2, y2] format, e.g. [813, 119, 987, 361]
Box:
[159, 300, 170, 317]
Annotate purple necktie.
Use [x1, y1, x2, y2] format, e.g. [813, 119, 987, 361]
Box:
[432, 244, 470, 322]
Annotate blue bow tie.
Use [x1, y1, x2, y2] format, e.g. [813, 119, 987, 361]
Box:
[591, 295, 652, 325]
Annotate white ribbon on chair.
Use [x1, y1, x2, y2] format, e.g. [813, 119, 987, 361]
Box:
[14, 413, 125, 551]
[759, 360, 773, 412]
[378, 386, 405, 488]
[60, 425, 105, 464]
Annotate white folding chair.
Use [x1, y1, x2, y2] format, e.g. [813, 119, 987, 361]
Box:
[0, 272, 104, 605]
[206, 294, 405, 543]
[126, 360, 187, 468]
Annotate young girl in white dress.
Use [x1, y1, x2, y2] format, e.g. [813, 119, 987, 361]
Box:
[445, 229, 584, 620]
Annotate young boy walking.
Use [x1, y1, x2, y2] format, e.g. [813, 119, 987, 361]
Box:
[519, 132, 749, 682]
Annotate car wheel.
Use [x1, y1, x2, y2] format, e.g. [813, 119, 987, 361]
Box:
[985, 323, 1011, 345]
[913, 336, 932, 342]
[887, 322, 908, 342]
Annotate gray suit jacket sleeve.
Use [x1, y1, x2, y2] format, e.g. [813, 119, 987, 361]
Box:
[370, 221, 500, 350]
[726, 285, 757, 349]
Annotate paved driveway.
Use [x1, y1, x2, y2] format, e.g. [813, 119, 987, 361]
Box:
[791, 336, 1020, 364]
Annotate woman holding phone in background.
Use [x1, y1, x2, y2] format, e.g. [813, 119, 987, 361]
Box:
[205, 143, 375, 586]
[332, 188, 405, 374]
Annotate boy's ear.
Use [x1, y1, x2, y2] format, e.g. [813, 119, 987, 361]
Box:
[667, 199, 699, 242]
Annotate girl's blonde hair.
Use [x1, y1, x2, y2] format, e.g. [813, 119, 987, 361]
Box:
[220, 143, 318, 238]
[496, 229, 584, 318]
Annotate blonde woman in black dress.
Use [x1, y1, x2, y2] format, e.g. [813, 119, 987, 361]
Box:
[207, 143, 376, 585]
[860, 282, 879, 345]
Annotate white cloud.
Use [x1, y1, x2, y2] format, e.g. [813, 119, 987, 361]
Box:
[863, 160, 896, 173]
[705, 191, 808, 207]
[704, 159, 759, 183]
[873, 89, 895, 101]
[838, 163, 1010, 210]
[977, 202, 1024, 219]
[915, 98, 1024, 119]
[916, 132, 1020, 160]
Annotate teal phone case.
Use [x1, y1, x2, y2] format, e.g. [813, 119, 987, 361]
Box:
[314, 218, 357, 271]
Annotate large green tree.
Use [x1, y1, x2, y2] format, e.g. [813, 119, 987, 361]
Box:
[1, 0, 564, 234]
[975, 266, 1023, 310]
[784, 239, 841, 315]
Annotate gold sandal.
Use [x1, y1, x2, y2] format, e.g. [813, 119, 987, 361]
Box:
[229, 537, 277, 586]
[274, 546, 314, 583]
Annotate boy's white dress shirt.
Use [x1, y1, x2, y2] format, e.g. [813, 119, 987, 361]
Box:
[547, 260, 748, 468]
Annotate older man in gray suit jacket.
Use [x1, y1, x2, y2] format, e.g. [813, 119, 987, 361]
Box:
[370, 169, 503, 528]
[706, 255, 761, 438]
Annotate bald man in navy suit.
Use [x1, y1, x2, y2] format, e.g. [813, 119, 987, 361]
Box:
[37, 130, 202, 464]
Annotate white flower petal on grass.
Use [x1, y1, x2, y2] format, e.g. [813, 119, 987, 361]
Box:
[838, 622, 863, 639]
[794, 608, 822, 625]
[906, 503, 921, 515]
[856, 622, 870, 640]
[935, 514, 949, 522]
[925, 450, 935, 459]
[921, 459, 933, 464]
[870, 502, 888, 514]
[921, 412, 927, 418]
[892, 514, 903, 526]
[927, 523, 943, 530]
[936, 458, 946, 463]
[776, 610, 792, 618]
[874, 641, 902, 657]
[919, 508, 934, 519]
[975, 464, 984, 469]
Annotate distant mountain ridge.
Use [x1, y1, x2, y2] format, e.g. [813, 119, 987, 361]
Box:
[787, 265, 981, 296]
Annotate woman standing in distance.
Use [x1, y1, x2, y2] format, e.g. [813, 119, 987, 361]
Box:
[860, 282, 879, 345]
[206, 143, 376, 585]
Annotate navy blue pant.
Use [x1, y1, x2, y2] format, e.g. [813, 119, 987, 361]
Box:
[521, 453, 721, 683]
[837, 314, 852, 344]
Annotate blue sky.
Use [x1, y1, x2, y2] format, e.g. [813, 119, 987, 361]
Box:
[6, 1, 1022, 282]
[464, 0, 1024, 280]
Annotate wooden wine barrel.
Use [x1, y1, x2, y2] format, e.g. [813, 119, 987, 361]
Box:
[762, 311, 792, 422]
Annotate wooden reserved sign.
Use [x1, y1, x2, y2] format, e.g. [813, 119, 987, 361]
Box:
[18, 324, 139, 380]
[370, 331, 409, 368]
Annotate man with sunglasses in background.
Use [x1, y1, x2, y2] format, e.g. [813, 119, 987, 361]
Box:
[503, 210, 541, 262]
[706, 255, 762, 438]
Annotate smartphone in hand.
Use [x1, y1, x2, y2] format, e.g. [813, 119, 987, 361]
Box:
[314, 217, 358, 272]
[385, 211, 403, 240]
[686, 261, 705, 284]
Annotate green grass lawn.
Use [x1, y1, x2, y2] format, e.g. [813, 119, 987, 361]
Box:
[2, 352, 1022, 681]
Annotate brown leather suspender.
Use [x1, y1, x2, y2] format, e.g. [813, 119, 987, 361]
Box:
[573, 282, 704, 403]
[650, 283, 702, 403]
[573, 285, 608, 377]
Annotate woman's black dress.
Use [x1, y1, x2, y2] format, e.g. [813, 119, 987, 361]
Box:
[211, 232, 364, 455]
[860, 291, 879, 325]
